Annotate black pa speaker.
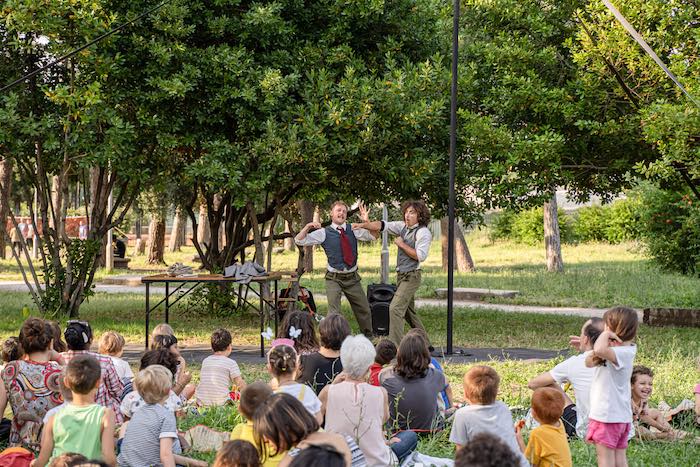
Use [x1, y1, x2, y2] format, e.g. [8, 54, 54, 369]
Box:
[367, 283, 396, 336]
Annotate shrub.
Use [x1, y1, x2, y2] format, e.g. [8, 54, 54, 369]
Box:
[490, 207, 573, 245]
[604, 197, 643, 243]
[573, 206, 609, 242]
[635, 186, 700, 276]
[489, 209, 517, 242]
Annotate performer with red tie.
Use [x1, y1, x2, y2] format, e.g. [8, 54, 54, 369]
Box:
[295, 201, 376, 337]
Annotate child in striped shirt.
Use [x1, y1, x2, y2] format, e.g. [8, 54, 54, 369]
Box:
[118, 365, 206, 467]
[195, 328, 247, 406]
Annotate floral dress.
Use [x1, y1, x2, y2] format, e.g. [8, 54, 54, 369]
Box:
[1, 359, 63, 448]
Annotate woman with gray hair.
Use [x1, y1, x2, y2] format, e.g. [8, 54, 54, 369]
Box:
[319, 335, 418, 466]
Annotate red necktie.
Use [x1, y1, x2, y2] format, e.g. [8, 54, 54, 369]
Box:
[338, 227, 355, 266]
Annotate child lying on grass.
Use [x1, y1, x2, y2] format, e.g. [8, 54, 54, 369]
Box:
[631, 366, 699, 442]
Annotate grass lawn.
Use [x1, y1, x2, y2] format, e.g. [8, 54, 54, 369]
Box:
[1, 291, 698, 464]
[2, 230, 698, 309]
[1, 233, 699, 464]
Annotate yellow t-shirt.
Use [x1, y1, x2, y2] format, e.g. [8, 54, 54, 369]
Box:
[524, 423, 573, 467]
[231, 421, 286, 467]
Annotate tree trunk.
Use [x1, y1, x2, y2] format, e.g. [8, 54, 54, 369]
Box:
[246, 202, 265, 265]
[168, 207, 185, 252]
[283, 220, 295, 251]
[544, 193, 564, 272]
[197, 204, 210, 247]
[440, 217, 475, 272]
[50, 175, 67, 240]
[147, 215, 166, 264]
[89, 168, 107, 267]
[0, 159, 13, 259]
[298, 200, 315, 273]
[455, 221, 475, 272]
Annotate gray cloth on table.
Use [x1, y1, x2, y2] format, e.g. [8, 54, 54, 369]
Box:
[224, 261, 267, 283]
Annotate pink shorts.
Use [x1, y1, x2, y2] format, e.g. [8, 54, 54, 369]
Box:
[586, 419, 631, 449]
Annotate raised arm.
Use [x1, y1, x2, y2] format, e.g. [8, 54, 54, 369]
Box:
[592, 330, 620, 365]
[295, 222, 324, 246]
[528, 371, 557, 391]
[357, 201, 380, 239]
[354, 220, 383, 231]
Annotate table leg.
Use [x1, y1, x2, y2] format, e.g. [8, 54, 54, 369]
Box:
[259, 282, 264, 358]
[165, 282, 170, 323]
[145, 283, 150, 350]
[274, 279, 279, 336]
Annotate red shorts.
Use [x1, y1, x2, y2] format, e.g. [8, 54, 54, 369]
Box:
[586, 419, 631, 449]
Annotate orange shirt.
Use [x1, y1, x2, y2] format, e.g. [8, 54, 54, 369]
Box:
[525, 423, 572, 467]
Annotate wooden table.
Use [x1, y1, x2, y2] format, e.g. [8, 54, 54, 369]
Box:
[141, 273, 282, 356]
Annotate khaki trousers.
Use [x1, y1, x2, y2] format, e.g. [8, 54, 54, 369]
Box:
[388, 270, 426, 345]
[325, 270, 373, 336]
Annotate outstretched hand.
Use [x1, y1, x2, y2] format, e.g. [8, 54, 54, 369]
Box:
[358, 201, 371, 222]
[569, 335, 581, 351]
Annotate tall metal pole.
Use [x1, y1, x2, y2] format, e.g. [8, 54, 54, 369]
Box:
[447, 0, 460, 355]
[380, 204, 389, 284]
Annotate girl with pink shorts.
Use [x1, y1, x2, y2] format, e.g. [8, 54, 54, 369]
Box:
[585, 307, 639, 467]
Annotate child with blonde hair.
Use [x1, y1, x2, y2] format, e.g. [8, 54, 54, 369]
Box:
[449, 365, 528, 466]
[32, 355, 116, 467]
[585, 306, 639, 467]
[98, 331, 133, 382]
[117, 365, 206, 467]
[516, 387, 572, 467]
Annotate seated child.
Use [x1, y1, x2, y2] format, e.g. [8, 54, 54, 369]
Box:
[288, 444, 346, 467]
[267, 344, 322, 424]
[214, 440, 261, 467]
[1, 337, 24, 443]
[455, 432, 522, 467]
[195, 328, 246, 406]
[631, 365, 696, 441]
[516, 388, 572, 467]
[449, 365, 528, 467]
[98, 331, 133, 383]
[33, 355, 116, 467]
[117, 365, 206, 467]
[369, 339, 396, 386]
[230, 381, 284, 466]
[152, 329, 194, 399]
[48, 452, 88, 466]
[121, 349, 183, 420]
[278, 310, 320, 357]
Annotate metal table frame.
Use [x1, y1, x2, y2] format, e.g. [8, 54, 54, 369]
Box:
[141, 273, 281, 357]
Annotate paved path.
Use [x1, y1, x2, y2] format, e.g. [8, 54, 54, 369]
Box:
[122, 343, 569, 365]
[0, 280, 618, 319]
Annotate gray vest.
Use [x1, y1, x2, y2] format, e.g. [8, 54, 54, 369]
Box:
[321, 225, 358, 271]
[396, 225, 424, 273]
